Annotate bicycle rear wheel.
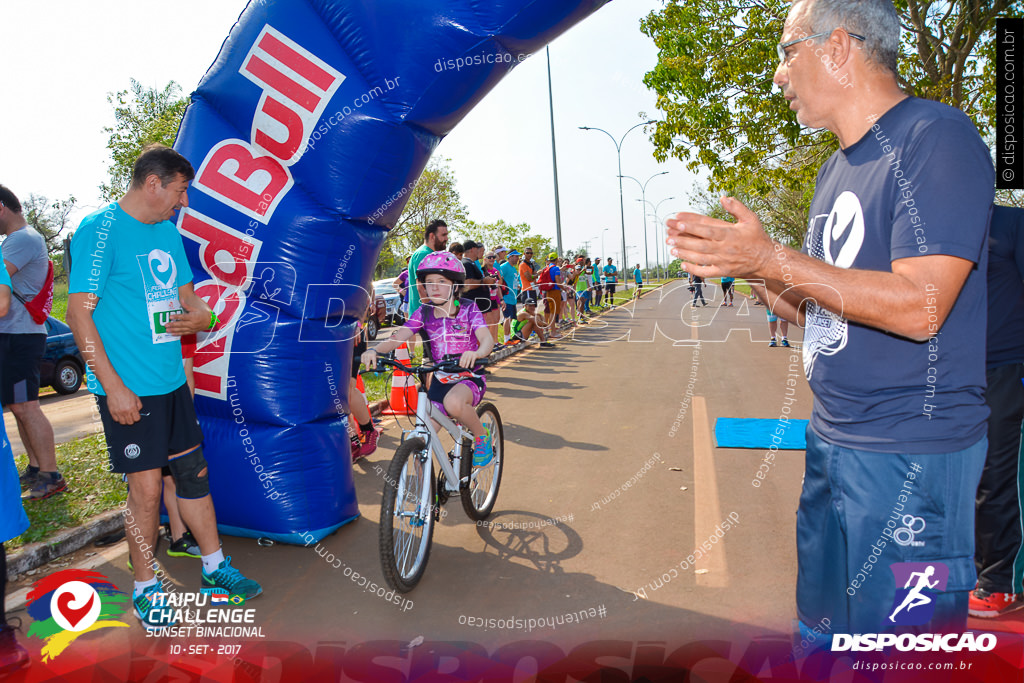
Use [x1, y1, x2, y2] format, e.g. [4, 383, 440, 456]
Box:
[379, 437, 435, 592]
[460, 402, 504, 520]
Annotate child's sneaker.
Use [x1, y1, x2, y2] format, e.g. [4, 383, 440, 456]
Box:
[358, 428, 379, 457]
[473, 429, 493, 467]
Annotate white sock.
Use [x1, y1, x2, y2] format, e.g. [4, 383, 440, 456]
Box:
[202, 549, 226, 573]
[134, 577, 158, 597]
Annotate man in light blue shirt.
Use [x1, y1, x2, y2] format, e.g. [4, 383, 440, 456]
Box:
[67, 145, 263, 628]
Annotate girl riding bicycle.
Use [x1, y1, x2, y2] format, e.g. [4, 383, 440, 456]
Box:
[362, 251, 495, 464]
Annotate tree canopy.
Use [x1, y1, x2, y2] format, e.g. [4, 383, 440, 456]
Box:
[640, 1, 1019, 232]
[23, 194, 76, 278]
[100, 79, 188, 202]
[458, 219, 554, 259]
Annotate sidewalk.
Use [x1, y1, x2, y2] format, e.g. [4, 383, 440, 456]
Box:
[6, 284, 667, 580]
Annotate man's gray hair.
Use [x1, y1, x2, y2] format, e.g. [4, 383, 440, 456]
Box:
[799, 0, 900, 75]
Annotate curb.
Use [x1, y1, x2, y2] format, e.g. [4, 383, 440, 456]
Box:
[8, 509, 124, 580]
[7, 282, 671, 578]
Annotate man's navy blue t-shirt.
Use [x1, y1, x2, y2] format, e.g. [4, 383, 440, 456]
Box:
[986, 205, 1024, 370]
[801, 97, 993, 454]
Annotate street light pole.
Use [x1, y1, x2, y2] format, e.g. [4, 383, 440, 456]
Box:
[546, 47, 563, 256]
[639, 194, 675, 281]
[580, 121, 654, 284]
[620, 171, 668, 275]
[653, 197, 676, 280]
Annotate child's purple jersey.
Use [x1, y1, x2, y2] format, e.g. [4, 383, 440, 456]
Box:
[403, 299, 486, 360]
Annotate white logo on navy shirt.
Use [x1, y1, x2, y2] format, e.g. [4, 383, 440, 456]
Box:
[803, 191, 866, 379]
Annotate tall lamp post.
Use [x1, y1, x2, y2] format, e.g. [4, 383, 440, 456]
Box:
[620, 171, 668, 275]
[579, 121, 655, 277]
[655, 198, 675, 280]
[640, 196, 675, 280]
[648, 201, 677, 277]
[597, 228, 609, 259]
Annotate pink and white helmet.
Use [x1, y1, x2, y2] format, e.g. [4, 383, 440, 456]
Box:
[416, 250, 465, 283]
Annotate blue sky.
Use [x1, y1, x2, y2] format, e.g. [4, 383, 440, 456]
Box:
[0, 0, 702, 268]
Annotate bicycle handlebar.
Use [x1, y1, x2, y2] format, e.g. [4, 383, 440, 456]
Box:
[360, 354, 490, 378]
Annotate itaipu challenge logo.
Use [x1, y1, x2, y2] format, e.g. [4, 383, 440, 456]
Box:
[25, 569, 130, 661]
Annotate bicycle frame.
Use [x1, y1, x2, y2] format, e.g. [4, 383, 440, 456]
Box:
[403, 383, 474, 496]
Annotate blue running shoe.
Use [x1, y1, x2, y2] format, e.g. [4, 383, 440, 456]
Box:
[202, 556, 262, 600]
[134, 584, 175, 629]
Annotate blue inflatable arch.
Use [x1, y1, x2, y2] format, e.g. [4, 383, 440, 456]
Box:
[172, 0, 609, 542]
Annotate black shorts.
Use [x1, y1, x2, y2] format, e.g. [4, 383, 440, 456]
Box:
[97, 383, 204, 474]
[352, 338, 367, 379]
[606, 283, 617, 295]
[474, 296, 495, 314]
[0, 333, 46, 406]
[427, 370, 486, 408]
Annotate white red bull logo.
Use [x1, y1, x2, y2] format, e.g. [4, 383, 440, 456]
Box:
[179, 25, 345, 399]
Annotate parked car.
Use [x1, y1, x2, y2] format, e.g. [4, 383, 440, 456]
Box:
[41, 316, 85, 395]
[372, 279, 404, 325]
[367, 287, 387, 340]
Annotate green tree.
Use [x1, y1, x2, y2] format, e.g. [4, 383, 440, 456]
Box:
[100, 79, 189, 202]
[22, 194, 77, 280]
[641, 1, 1017, 203]
[458, 219, 554, 257]
[377, 157, 470, 277]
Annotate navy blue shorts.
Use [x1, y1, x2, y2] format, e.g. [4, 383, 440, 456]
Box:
[97, 383, 204, 474]
[503, 302, 517, 320]
[797, 426, 985, 634]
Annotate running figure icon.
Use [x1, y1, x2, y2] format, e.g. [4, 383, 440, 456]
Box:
[889, 565, 939, 622]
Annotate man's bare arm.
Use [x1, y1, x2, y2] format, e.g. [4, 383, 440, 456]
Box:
[668, 197, 973, 341]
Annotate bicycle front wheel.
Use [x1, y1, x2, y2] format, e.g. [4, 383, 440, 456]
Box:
[379, 437, 435, 592]
[461, 402, 504, 520]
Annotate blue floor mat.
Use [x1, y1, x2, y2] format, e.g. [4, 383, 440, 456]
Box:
[714, 418, 809, 449]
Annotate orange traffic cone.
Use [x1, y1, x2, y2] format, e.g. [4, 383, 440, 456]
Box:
[382, 343, 418, 415]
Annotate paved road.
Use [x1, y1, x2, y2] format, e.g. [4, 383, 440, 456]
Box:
[11, 285, 824, 676]
[3, 390, 99, 458]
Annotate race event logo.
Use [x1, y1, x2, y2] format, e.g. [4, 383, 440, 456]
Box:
[887, 562, 947, 626]
[144, 590, 263, 639]
[25, 569, 129, 661]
